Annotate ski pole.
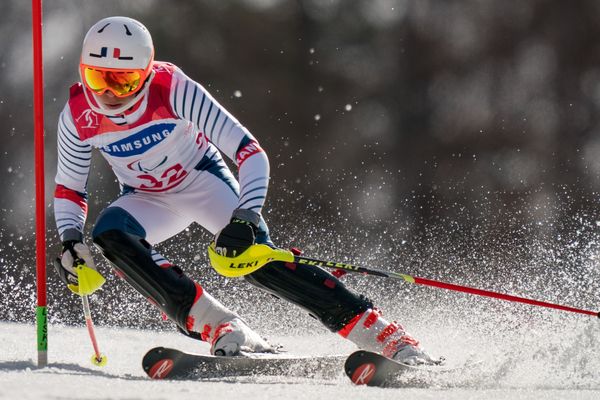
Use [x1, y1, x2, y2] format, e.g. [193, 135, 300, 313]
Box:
[293, 254, 599, 317]
[81, 293, 107, 366]
[208, 244, 599, 318]
[72, 261, 108, 366]
[54, 258, 108, 365]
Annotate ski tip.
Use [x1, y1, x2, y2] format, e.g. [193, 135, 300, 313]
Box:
[143, 347, 175, 380]
[350, 362, 377, 385]
[344, 350, 380, 386]
[146, 357, 175, 379]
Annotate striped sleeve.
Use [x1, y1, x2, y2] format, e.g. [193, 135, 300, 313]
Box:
[54, 105, 91, 241]
[235, 139, 270, 213]
[169, 67, 270, 214]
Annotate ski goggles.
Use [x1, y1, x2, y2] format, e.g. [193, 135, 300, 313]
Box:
[80, 65, 150, 97]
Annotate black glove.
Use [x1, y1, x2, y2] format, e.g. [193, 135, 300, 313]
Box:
[214, 209, 260, 257]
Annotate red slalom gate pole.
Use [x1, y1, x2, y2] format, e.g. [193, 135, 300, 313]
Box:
[32, 0, 48, 367]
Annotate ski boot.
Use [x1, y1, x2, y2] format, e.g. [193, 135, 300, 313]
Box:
[186, 286, 274, 356]
[339, 308, 441, 365]
[209, 317, 274, 356]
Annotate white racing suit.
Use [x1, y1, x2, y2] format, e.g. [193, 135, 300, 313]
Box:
[54, 62, 429, 361]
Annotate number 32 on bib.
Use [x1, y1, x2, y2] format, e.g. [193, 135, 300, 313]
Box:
[137, 163, 188, 192]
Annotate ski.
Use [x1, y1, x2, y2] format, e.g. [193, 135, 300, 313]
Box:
[344, 350, 447, 388]
[142, 346, 346, 380]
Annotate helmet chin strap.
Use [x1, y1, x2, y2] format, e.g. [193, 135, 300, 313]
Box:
[81, 72, 155, 117]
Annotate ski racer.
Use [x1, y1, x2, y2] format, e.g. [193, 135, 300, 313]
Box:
[53, 16, 439, 365]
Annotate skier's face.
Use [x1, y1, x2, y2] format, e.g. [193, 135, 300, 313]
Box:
[96, 90, 133, 110]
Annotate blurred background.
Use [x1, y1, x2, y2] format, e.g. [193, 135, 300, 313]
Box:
[1, 0, 599, 337]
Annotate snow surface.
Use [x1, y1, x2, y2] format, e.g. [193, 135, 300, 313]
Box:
[0, 320, 599, 400]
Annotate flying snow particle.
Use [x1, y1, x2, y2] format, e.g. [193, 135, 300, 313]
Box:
[345, 104, 352, 111]
[234, 90, 242, 98]
[314, 114, 321, 121]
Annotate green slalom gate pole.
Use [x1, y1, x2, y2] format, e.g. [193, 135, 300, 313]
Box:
[32, 0, 47, 367]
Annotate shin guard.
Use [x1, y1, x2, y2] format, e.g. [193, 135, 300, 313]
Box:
[244, 260, 373, 331]
[93, 229, 197, 331]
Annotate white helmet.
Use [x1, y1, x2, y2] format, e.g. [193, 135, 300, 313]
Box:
[79, 16, 155, 115]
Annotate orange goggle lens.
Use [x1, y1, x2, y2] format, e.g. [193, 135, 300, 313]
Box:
[82, 67, 144, 97]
